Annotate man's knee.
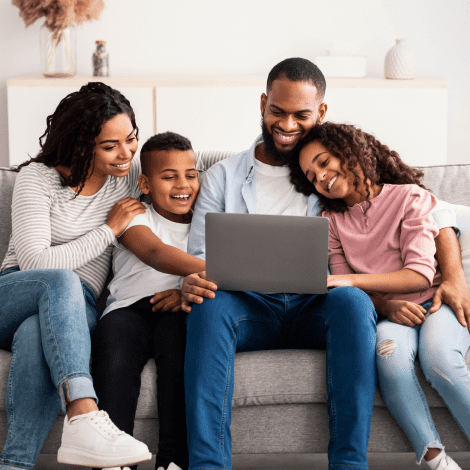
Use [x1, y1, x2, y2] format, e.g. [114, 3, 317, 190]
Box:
[328, 286, 377, 323]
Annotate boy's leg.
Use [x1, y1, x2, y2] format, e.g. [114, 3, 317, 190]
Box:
[419, 303, 470, 440]
[152, 311, 188, 470]
[185, 291, 286, 470]
[287, 286, 378, 470]
[376, 317, 443, 463]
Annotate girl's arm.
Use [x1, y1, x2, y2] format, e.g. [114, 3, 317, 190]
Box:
[328, 269, 430, 292]
[11, 166, 143, 271]
[119, 225, 205, 276]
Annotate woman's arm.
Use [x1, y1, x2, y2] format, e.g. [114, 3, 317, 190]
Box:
[119, 225, 205, 276]
[12, 165, 144, 271]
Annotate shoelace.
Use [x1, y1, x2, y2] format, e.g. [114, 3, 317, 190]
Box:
[89, 410, 125, 439]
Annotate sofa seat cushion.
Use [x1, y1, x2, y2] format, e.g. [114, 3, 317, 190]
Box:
[3, 348, 470, 417]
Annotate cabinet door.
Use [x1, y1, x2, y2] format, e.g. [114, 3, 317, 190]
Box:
[155, 87, 265, 153]
[324, 87, 447, 166]
[7, 86, 154, 167]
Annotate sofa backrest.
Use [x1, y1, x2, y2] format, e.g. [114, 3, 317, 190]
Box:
[2, 158, 470, 265]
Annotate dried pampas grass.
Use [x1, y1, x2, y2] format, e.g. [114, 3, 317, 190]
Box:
[12, 0, 104, 33]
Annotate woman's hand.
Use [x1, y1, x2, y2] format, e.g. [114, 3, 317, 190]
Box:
[150, 289, 183, 313]
[106, 197, 146, 237]
[380, 299, 427, 326]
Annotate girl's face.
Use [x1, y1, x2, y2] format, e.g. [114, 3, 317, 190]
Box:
[299, 140, 363, 206]
[92, 113, 138, 179]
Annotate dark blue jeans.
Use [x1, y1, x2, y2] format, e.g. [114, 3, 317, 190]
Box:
[184, 286, 377, 470]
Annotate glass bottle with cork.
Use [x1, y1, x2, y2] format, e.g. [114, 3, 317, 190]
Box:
[93, 40, 109, 76]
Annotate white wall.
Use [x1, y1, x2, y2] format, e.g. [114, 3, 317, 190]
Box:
[1, 0, 469, 167]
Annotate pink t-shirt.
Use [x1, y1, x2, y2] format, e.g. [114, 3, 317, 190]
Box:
[323, 184, 441, 304]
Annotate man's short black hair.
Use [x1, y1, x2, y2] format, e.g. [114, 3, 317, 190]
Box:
[266, 57, 326, 101]
[140, 131, 193, 176]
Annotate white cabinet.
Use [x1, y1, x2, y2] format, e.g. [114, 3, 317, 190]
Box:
[7, 75, 447, 167]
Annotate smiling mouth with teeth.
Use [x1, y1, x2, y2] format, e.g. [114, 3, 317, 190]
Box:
[171, 195, 190, 201]
[112, 162, 130, 168]
[275, 131, 299, 143]
[328, 176, 338, 191]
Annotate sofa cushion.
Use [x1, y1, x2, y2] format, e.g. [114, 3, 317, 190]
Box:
[0, 168, 16, 265]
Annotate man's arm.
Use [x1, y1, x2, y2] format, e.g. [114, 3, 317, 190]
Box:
[429, 227, 470, 331]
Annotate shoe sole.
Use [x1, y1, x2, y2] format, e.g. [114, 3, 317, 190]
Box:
[57, 446, 152, 468]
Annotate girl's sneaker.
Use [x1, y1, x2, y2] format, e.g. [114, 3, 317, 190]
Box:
[57, 410, 152, 468]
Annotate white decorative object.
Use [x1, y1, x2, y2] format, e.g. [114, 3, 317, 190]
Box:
[314, 56, 367, 78]
[384, 39, 416, 80]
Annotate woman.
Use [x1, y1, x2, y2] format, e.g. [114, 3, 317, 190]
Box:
[291, 122, 470, 470]
[0, 82, 152, 470]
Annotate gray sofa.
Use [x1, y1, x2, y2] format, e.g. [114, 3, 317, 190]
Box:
[1, 154, 470, 462]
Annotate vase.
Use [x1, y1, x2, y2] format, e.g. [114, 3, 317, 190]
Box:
[40, 25, 77, 78]
[384, 38, 416, 80]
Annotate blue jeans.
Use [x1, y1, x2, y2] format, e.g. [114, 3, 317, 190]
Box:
[184, 286, 377, 470]
[0, 267, 99, 470]
[376, 300, 470, 463]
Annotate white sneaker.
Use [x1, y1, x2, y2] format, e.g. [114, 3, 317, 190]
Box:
[57, 410, 152, 468]
[436, 455, 462, 470]
[156, 463, 183, 470]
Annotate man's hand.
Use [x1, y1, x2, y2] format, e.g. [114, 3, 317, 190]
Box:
[429, 277, 470, 332]
[181, 271, 217, 313]
[380, 299, 427, 327]
[150, 289, 183, 313]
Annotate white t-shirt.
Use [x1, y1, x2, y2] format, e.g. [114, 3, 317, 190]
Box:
[103, 202, 191, 317]
[254, 158, 308, 216]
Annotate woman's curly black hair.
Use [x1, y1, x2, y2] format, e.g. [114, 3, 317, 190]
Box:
[288, 122, 426, 214]
[16, 82, 138, 195]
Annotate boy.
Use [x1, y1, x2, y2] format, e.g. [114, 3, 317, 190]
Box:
[91, 132, 205, 470]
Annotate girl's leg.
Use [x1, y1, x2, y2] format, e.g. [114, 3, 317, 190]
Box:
[419, 303, 470, 439]
[152, 310, 189, 470]
[376, 319, 444, 463]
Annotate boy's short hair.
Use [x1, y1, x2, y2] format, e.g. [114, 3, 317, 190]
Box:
[140, 131, 193, 176]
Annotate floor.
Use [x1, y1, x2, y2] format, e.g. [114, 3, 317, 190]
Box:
[35, 452, 470, 470]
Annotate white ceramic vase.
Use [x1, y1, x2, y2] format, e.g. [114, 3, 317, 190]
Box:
[384, 38, 416, 80]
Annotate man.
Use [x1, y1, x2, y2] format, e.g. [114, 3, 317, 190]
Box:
[181, 58, 470, 470]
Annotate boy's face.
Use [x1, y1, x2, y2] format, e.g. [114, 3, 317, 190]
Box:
[138, 149, 199, 223]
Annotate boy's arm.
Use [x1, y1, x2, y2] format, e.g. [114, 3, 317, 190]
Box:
[119, 225, 205, 276]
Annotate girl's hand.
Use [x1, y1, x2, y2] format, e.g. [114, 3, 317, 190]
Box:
[150, 289, 183, 313]
[327, 274, 355, 288]
[380, 300, 427, 326]
[106, 197, 146, 237]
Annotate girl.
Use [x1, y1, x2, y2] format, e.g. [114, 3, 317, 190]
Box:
[0, 83, 152, 470]
[290, 122, 470, 470]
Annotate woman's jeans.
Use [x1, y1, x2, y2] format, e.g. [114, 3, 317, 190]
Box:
[0, 267, 99, 470]
[376, 300, 470, 463]
[184, 286, 377, 470]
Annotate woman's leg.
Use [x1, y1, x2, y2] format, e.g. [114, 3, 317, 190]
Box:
[419, 303, 470, 439]
[0, 315, 61, 470]
[376, 319, 444, 463]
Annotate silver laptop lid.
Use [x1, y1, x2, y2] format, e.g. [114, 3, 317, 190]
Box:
[205, 213, 329, 294]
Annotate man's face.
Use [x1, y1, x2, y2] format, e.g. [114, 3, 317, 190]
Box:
[260, 78, 327, 164]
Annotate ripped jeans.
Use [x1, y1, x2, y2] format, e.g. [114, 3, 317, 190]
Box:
[376, 300, 470, 463]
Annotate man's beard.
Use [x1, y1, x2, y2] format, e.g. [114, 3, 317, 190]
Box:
[261, 118, 309, 165]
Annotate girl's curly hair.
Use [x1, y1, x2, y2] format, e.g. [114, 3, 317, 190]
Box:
[16, 82, 138, 195]
[288, 122, 426, 214]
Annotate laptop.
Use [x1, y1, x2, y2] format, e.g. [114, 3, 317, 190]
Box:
[205, 212, 329, 294]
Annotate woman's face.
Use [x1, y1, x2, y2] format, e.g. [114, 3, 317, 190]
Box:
[92, 113, 138, 179]
[299, 140, 362, 206]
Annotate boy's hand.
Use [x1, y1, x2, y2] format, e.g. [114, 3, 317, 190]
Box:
[150, 289, 183, 312]
[380, 299, 427, 327]
[181, 271, 217, 313]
